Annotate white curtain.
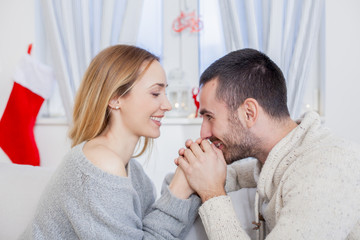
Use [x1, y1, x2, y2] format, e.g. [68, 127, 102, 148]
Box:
[218, 0, 325, 118]
[34, 0, 144, 123]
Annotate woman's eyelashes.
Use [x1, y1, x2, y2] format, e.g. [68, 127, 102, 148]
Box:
[151, 89, 167, 97]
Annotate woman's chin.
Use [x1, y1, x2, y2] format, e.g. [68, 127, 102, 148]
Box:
[144, 131, 160, 139]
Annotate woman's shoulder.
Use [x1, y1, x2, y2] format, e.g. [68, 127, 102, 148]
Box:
[83, 141, 127, 177]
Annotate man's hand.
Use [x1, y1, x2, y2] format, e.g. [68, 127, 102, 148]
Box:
[175, 139, 227, 203]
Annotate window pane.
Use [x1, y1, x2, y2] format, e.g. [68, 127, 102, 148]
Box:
[41, 1, 163, 118]
[199, 0, 226, 74]
[137, 0, 163, 58]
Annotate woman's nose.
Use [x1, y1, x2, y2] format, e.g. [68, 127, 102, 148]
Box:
[161, 95, 172, 111]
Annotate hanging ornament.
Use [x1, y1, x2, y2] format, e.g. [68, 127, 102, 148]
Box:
[172, 10, 203, 33]
[192, 87, 200, 118]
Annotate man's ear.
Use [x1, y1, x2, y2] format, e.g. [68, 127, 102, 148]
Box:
[238, 98, 259, 128]
[108, 97, 121, 110]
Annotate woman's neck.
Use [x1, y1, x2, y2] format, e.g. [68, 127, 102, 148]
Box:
[96, 120, 140, 166]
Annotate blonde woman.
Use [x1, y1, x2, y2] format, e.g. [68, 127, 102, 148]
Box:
[21, 45, 200, 239]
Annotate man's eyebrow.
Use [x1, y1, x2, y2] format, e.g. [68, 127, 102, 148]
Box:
[199, 108, 213, 116]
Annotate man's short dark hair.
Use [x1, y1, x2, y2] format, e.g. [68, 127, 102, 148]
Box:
[200, 48, 290, 119]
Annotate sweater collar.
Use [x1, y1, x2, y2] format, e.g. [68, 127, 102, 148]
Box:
[255, 111, 322, 200]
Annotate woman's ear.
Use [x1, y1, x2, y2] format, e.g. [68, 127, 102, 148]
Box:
[238, 98, 258, 128]
[108, 97, 121, 110]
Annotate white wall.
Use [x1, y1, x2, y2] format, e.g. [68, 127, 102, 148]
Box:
[0, 0, 34, 116]
[1, 1, 360, 193]
[325, 0, 360, 143]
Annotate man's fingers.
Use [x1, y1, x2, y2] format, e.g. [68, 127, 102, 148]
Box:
[211, 143, 226, 163]
[177, 156, 190, 173]
[200, 139, 213, 152]
[211, 143, 222, 155]
[178, 148, 186, 156]
[183, 147, 198, 164]
[188, 142, 206, 159]
[195, 138, 202, 144]
[185, 139, 194, 148]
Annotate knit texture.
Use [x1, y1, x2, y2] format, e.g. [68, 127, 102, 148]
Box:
[20, 142, 201, 240]
[199, 111, 360, 240]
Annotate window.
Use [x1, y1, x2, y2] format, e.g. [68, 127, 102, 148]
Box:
[199, 0, 226, 73]
[39, 0, 325, 120]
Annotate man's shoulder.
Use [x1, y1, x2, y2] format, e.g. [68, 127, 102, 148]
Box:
[287, 135, 360, 183]
[305, 133, 360, 161]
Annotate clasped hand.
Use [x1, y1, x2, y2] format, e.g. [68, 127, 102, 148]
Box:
[175, 138, 227, 202]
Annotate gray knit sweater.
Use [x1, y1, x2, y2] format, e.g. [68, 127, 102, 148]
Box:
[20, 142, 201, 240]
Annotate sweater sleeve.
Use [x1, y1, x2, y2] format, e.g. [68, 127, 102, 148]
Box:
[129, 161, 201, 239]
[198, 196, 251, 240]
[142, 172, 201, 239]
[143, 185, 201, 239]
[75, 173, 201, 240]
[225, 158, 258, 193]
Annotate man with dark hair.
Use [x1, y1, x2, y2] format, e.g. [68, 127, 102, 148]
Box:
[177, 48, 360, 239]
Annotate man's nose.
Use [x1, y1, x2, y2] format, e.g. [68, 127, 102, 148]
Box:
[200, 121, 212, 139]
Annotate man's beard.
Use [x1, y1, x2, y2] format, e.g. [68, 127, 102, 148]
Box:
[221, 113, 260, 164]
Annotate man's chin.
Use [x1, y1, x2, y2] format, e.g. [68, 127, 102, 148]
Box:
[225, 157, 246, 165]
[224, 152, 250, 165]
[225, 159, 234, 165]
[224, 155, 238, 165]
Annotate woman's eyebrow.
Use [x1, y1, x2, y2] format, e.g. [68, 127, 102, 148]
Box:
[148, 83, 168, 88]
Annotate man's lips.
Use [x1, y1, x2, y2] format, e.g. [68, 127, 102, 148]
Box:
[209, 139, 223, 149]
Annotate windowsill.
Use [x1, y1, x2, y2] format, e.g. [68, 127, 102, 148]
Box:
[36, 117, 68, 126]
[36, 117, 203, 126]
[36, 114, 325, 126]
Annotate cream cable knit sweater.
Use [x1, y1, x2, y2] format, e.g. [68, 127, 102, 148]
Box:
[199, 111, 360, 240]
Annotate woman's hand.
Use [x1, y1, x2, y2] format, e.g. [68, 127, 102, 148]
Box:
[169, 167, 195, 199]
[176, 139, 227, 203]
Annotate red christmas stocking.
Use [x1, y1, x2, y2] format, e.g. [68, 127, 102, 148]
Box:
[0, 54, 55, 166]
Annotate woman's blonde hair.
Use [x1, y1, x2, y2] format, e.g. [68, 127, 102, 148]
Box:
[69, 45, 159, 157]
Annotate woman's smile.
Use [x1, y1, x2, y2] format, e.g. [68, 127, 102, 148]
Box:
[150, 116, 163, 126]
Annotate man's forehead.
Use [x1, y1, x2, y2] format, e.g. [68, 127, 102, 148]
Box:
[199, 85, 215, 109]
[199, 79, 229, 115]
[200, 78, 218, 89]
[199, 79, 217, 98]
